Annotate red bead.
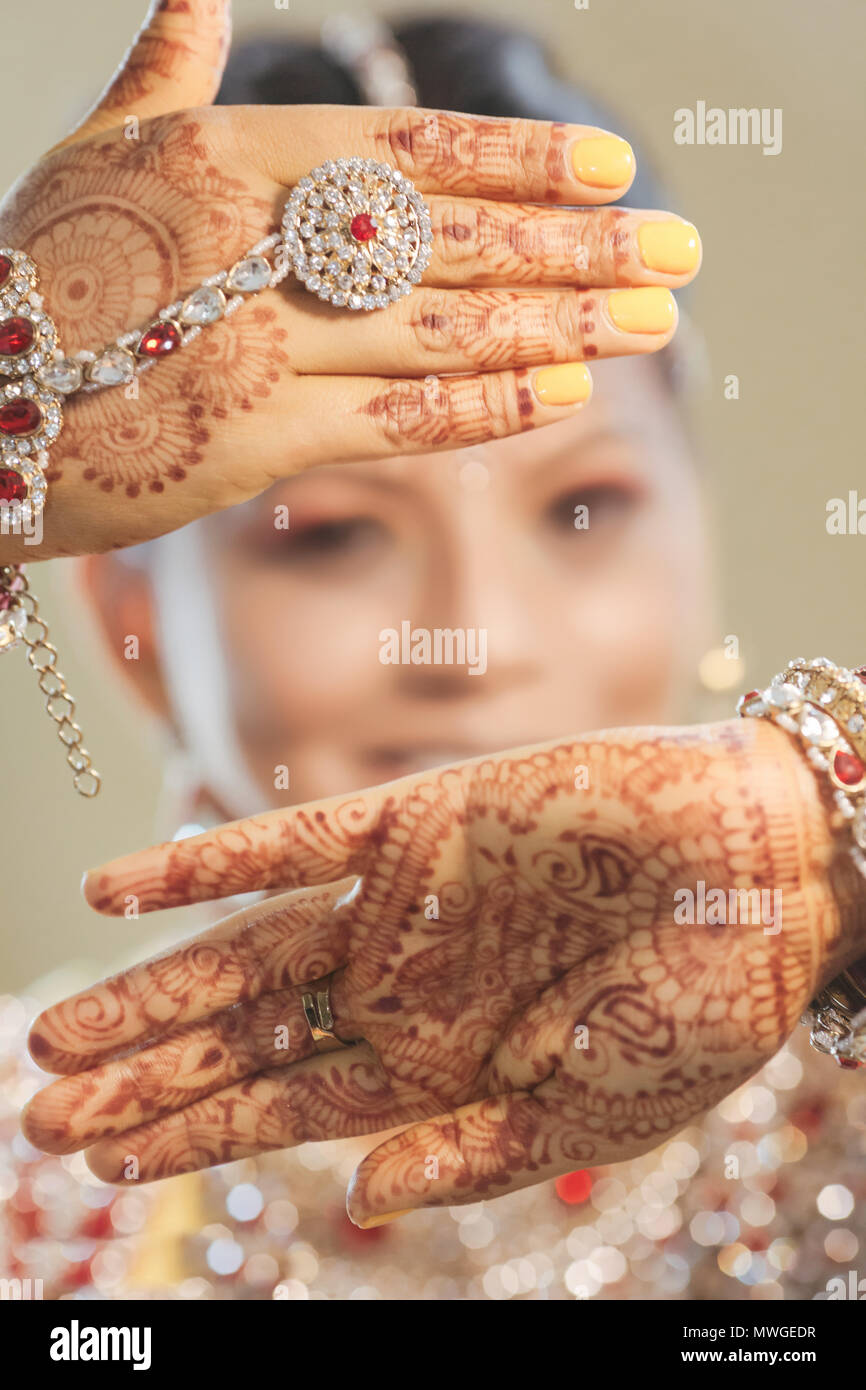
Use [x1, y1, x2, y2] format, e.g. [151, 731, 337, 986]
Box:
[555, 1169, 593, 1205]
[0, 316, 35, 357]
[0, 467, 27, 502]
[833, 748, 865, 788]
[0, 254, 12, 290]
[349, 213, 378, 242]
[0, 398, 42, 436]
[137, 320, 181, 358]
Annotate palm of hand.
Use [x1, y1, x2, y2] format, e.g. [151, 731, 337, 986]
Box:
[25, 719, 857, 1223]
[335, 722, 840, 1214]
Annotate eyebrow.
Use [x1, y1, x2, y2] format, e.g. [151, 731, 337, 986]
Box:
[540, 425, 646, 469]
[220, 425, 647, 535]
[214, 465, 416, 533]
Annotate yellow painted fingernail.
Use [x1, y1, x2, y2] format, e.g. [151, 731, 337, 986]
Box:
[637, 220, 701, 274]
[358, 1208, 414, 1228]
[607, 287, 676, 334]
[533, 362, 593, 406]
[571, 135, 635, 189]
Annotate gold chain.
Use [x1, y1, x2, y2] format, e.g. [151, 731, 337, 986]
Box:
[0, 565, 100, 797]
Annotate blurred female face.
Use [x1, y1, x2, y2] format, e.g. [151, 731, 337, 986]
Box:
[93, 354, 708, 812]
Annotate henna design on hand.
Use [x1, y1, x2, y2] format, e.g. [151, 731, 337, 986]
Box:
[0, 117, 288, 503]
[25, 720, 866, 1209]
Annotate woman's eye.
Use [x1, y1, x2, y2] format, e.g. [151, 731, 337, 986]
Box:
[546, 485, 636, 534]
[275, 517, 385, 562]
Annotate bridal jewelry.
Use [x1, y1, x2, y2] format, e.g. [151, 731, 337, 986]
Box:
[28, 160, 433, 405]
[300, 977, 355, 1054]
[35, 234, 288, 401]
[0, 159, 431, 795]
[0, 250, 98, 794]
[0, 564, 100, 796]
[281, 159, 432, 309]
[737, 658, 866, 1067]
[0, 248, 61, 523]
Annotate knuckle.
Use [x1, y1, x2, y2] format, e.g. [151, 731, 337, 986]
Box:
[442, 372, 516, 447]
[378, 107, 430, 175]
[432, 200, 480, 272]
[474, 371, 511, 437]
[553, 291, 588, 356]
[216, 998, 266, 1067]
[370, 379, 434, 447]
[510, 117, 554, 201]
[407, 289, 458, 356]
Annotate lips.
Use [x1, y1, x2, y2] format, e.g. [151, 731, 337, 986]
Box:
[364, 746, 476, 780]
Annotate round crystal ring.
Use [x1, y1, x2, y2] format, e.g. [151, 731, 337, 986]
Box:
[281, 159, 433, 310]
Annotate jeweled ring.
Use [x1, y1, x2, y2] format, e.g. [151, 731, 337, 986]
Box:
[281, 158, 433, 310]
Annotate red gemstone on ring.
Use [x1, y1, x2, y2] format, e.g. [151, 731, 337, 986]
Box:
[137, 320, 182, 358]
[0, 398, 42, 436]
[0, 255, 12, 290]
[0, 467, 27, 502]
[349, 213, 378, 242]
[833, 749, 866, 787]
[0, 316, 35, 357]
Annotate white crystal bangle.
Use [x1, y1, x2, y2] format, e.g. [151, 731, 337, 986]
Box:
[737, 659, 866, 1067]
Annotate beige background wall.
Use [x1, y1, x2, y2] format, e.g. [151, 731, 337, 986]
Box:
[2, 0, 864, 992]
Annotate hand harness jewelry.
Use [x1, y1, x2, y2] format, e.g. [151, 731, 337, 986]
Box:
[0, 159, 433, 794]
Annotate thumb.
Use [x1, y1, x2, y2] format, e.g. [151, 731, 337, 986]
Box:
[51, 0, 232, 151]
[345, 1093, 564, 1227]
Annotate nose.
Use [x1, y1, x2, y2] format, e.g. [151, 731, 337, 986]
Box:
[397, 487, 548, 699]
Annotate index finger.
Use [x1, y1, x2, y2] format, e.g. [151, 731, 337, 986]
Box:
[83, 788, 386, 915]
[82, 760, 473, 915]
[238, 105, 636, 205]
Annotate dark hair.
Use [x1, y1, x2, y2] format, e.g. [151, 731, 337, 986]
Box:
[216, 17, 667, 210]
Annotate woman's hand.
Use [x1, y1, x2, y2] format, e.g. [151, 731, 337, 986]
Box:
[23, 718, 865, 1226]
[0, 0, 699, 562]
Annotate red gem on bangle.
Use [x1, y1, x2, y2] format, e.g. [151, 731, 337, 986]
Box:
[833, 749, 866, 787]
[0, 316, 35, 357]
[0, 254, 12, 290]
[137, 320, 182, 358]
[0, 398, 42, 436]
[349, 214, 378, 242]
[0, 467, 27, 502]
